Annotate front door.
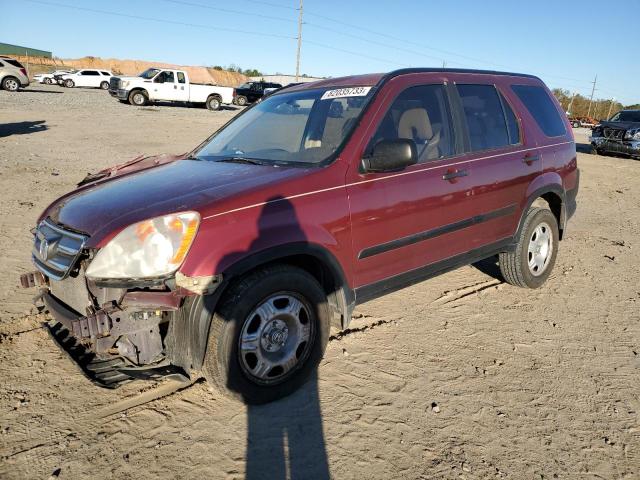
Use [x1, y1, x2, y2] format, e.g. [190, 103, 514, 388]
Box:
[346, 75, 475, 292]
[152, 70, 180, 101]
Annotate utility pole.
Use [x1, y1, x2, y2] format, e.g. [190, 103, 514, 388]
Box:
[295, 0, 303, 82]
[442, 60, 446, 68]
[567, 91, 576, 115]
[607, 98, 616, 119]
[587, 74, 597, 118]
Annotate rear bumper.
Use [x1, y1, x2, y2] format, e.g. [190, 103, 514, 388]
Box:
[565, 169, 579, 223]
[590, 136, 640, 157]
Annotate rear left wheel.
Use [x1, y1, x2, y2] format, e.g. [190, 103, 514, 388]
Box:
[202, 264, 330, 404]
[499, 207, 559, 288]
[2, 76, 20, 91]
[44, 77, 53, 85]
[206, 95, 221, 111]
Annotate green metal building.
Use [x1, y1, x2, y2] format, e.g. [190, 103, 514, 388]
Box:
[0, 42, 52, 58]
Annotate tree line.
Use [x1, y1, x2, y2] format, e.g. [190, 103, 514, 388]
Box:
[551, 88, 640, 120]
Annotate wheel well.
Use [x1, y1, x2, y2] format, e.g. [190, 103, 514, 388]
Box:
[221, 252, 352, 330]
[532, 192, 564, 239]
[208, 93, 222, 100]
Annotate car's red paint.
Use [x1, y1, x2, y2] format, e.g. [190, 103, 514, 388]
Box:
[40, 70, 578, 298]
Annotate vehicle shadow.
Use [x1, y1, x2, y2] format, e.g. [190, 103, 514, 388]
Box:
[214, 196, 331, 480]
[472, 255, 504, 281]
[0, 120, 48, 137]
[575, 142, 593, 154]
[22, 88, 63, 94]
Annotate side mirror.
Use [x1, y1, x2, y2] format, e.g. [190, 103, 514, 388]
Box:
[361, 139, 417, 173]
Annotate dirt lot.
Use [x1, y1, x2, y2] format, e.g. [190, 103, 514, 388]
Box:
[1, 85, 639, 479]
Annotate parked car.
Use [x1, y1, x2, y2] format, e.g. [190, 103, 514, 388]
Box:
[0, 56, 29, 91]
[233, 81, 283, 106]
[568, 116, 597, 128]
[21, 68, 578, 404]
[109, 68, 234, 110]
[60, 69, 113, 89]
[589, 110, 640, 159]
[34, 69, 73, 85]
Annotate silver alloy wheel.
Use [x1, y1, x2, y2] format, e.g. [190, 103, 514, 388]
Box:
[208, 97, 220, 110]
[133, 93, 145, 105]
[527, 221, 553, 276]
[4, 78, 19, 91]
[238, 293, 314, 384]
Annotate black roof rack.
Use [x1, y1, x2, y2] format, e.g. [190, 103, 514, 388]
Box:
[385, 68, 540, 81]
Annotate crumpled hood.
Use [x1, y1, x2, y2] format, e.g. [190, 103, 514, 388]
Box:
[43, 159, 304, 247]
[597, 120, 640, 130]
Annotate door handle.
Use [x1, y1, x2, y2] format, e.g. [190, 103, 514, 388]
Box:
[522, 154, 540, 165]
[442, 169, 468, 182]
[174, 85, 177, 89]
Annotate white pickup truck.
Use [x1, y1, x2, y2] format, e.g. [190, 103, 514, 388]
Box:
[109, 68, 234, 111]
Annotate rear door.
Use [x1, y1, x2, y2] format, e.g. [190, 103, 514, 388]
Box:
[174, 71, 189, 101]
[346, 74, 476, 290]
[83, 70, 101, 87]
[449, 77, 543, 249]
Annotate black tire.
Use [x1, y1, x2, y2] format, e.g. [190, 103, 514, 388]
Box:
[128, 90, 148, 106]
[590, 144, 601, 155]
[100, 81, 109, 90]
[206, 95, 221, 111]
[2, 76, 20, 91]
[64, 79, 74, 88]
[44, 77, 53, 85]
[235, 95, 248, 106]
[202, 264, 330, 404]
[572, 121, 580, 128]
[499, 207, 559, 288]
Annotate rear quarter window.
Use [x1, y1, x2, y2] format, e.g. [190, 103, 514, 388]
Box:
[511, 85, 566, 137]
[5, 59, 24, 68]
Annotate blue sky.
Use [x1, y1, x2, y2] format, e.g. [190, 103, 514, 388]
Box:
[2, 0, 639, 104]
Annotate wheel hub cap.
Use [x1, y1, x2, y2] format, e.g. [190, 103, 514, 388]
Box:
[261, 319, 289, 352]
[527, 222, 553, 276]
[239, 293, 313, 384]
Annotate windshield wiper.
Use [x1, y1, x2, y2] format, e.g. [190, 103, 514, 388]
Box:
[216, 156, 266, 165]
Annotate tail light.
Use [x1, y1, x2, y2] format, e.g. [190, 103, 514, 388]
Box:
[233, 88, 236, 97]
[20, 68, 27, 77]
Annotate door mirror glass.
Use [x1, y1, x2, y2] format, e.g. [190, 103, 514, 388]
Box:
[362, 139, 417, 173]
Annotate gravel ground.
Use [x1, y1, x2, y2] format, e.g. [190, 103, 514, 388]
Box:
[1, 84, 639, 480]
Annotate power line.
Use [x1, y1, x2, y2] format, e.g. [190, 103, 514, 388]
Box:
[156, 0, 296, 23]
[24, 0, 296, 40]
[304, 40, 410, 68]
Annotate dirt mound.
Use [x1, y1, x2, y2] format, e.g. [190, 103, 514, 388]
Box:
[11, 55, 248, 87]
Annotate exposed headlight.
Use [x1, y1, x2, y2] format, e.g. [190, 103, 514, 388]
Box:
[85, 212, 200, 279]
[625, 128, 640, 140]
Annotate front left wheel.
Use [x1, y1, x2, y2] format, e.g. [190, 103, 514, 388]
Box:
[100, 81, 109, 90]
[202, 264, 330, 404]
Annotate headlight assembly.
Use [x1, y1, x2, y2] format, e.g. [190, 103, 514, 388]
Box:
[85, 212, 200, 280]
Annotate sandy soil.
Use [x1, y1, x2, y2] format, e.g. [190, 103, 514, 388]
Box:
[1, 85, 639, 479]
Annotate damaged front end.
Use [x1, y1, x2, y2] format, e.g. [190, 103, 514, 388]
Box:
[590, 122, 640, 159]
[21, 216, 219, 388]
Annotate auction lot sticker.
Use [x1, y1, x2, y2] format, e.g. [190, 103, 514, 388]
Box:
[321, 86, 372, 100]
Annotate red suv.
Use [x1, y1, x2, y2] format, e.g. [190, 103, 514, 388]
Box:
[22, 68, 578, 403]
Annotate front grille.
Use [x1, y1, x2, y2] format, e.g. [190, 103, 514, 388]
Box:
[603, 127, 625, 140]
[32, 218, 88, 281]
[109, 77, 120, 90]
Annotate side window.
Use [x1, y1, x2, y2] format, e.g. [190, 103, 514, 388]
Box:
[457, 84, 510, 151]
[85, 71, 99, 76]
[100, 71, 110, 76]
[511, 85, 566, 137]
[500, 92, 521, 145]
[177, 72, 185, 84]
[164, 71, 175, 83]
[369, 84, 454, 162]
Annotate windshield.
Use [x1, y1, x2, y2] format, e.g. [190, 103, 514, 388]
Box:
[610, 111, 640, 123]
[194, 86, 373, 165]
[139, 68, 160, 79]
